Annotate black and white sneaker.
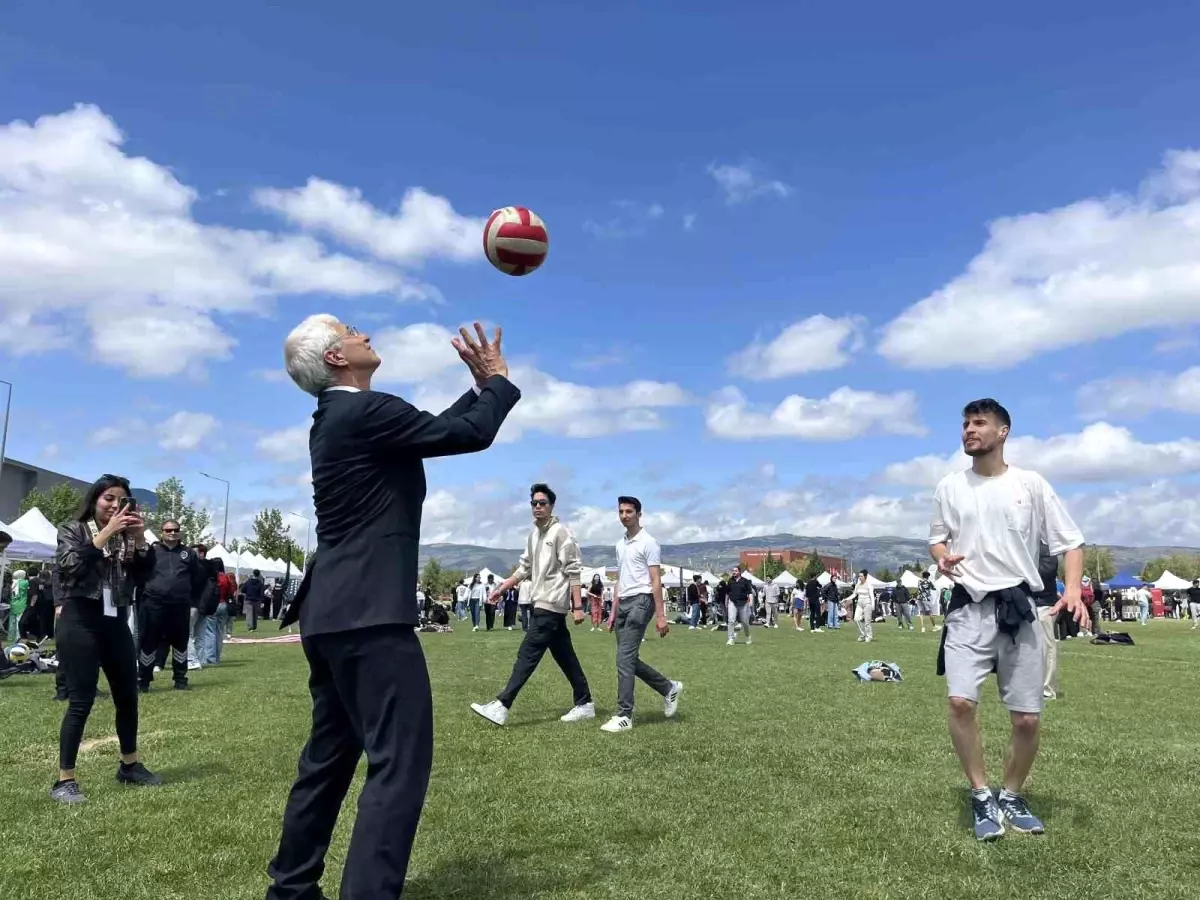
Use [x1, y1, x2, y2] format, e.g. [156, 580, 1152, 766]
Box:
[600, 715, 633, 733]
[117, 761, 163, 787]
[49, 779, 87, 805]
[664, 681, 683, 718]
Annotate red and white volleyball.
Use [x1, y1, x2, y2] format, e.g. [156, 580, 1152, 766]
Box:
[483, 206, 549, 276]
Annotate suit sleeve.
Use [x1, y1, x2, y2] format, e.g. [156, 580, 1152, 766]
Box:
[365, 376, 521, 459]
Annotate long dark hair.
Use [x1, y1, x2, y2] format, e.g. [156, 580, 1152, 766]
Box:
[76, 474, 132, 522]
[470, 574, 480, 586]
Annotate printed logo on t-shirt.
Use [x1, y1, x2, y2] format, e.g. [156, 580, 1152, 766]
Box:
[180, 550, 189, 560]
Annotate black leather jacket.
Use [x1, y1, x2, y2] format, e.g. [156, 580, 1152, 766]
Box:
[55, 522, 150, 607]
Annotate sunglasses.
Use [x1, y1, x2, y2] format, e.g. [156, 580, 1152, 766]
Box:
[530, 499, 551, 508]
[163, 528, 180, 533]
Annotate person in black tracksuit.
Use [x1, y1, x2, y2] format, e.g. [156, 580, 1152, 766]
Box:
[137, 523, 205, 691]
[805, 577, 823, 631]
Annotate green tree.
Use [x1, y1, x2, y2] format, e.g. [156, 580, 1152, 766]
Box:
[755, 552, 786, 582]
[244, 508, 304, 567]
[799, 552, 826, 581]
[877, 567, 895, 583]
[18, 482, 83, 526]
[1142, 553, 1200, 582]
[227, 538, 241, 553]
[142, 477, 212, 545]
[1062, 546, 1115, 582]
[420, 559, 464, 602]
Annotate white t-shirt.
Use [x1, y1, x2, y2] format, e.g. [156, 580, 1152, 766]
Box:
[930, 465, 1084, 603]
[455, 584, 468, 603]
[616, 528, 661, 598]
[1136, 587, 1151, 605]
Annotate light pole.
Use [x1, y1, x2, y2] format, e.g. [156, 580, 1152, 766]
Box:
[199, 472, 231, 545]
[288, 511, 312, 568]
[0, 380, 11, 495]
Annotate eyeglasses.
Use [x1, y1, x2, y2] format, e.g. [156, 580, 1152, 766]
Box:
[530, 499, 551, 508]
[343, 324, 361, 337]
[163, 528, 180, 533]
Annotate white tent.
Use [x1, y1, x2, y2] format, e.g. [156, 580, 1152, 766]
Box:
[10, 508, 58, 546]
[580, 566, 613, 585]
[771, 571, 797, 588]
[144, 528, 159, 544]
[1154, 570, 1192, 591]
[0, 515, 56, 560]
[477, 567, 500, 584]
[742, 571, 765, 586]
[698, 571, 720, 586]
[865, 574, 895, 590]
[899, 570, 921, 590]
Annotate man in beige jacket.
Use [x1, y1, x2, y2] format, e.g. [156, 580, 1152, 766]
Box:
[470, 483, 594, 726]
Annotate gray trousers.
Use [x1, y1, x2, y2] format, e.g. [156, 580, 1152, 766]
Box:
[896, 602, 913, 628]
[615, 593, 671, 717]
[727, 601, 751, 641]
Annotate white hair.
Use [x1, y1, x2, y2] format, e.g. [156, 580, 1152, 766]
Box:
[284, 314, 341, 396]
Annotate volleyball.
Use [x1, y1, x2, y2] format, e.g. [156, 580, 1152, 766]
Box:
[483, 206, 549, 276]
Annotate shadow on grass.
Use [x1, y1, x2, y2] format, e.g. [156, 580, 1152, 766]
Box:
[155, 760, 233, 785]
[405, 844, 607, 899]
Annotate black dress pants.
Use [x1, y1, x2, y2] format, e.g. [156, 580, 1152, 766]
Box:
[138, 603, 190, 686]
[809, 599, 822, 630]
[497, 609, 591, 709]
[56, 599, 139, 770]
[484, 602, 497, 630]
[266, 625, 433, 900]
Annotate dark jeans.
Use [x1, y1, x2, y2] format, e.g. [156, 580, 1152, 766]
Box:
[614, 594, 671, 717]
[57, 599, 139, 770]
[138, 603, 190, 686]
[519, 605, 531, 631]
[245, 599, 260, 631]
[502, 603, 517, 629]
[808, 599, 822, 630]
[267, 625, 432, 900]
[497, 610, 591, 709]
[484, 603, 497, 631]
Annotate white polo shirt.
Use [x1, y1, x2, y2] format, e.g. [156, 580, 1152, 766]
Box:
[616, 528, 661, 599]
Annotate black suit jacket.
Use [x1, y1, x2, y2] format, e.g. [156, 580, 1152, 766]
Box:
[289, 375, 520, 636]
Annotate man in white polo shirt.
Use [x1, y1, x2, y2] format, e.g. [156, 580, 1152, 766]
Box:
[600, 496, 682, 733]
[931, 398, 1087, 842]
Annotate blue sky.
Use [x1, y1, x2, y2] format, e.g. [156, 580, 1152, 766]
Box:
[2, 0, 1199, 551]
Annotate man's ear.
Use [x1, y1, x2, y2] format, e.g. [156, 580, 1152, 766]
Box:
[323, 346, 347, 368]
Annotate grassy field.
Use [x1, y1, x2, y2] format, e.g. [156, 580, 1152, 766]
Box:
[2, 618, 1198, 900]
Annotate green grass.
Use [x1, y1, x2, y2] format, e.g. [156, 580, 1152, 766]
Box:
[3, 619, 1199, 899]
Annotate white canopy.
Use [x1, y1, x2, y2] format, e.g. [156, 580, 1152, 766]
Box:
[10, 508, 58, 546]
[476, 567, 500, 584]
[900, 570, 921, 589]
[742, 571, 765, 586]
[771, 571, 798, 588]
[865, 574, 895, 590]
[0, 514, 56, 561]
[698, 571, 720, 586]
[1154, 570, 1192, 591]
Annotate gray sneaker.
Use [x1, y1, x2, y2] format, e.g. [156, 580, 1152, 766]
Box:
[50, 780, 87, 805]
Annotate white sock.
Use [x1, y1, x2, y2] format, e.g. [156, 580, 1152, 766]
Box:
[998, 787, 1019, 801]
[971, 787, 993, 803]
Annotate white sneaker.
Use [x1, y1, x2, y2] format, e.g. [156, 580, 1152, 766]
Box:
[795, 626, 803, 631]
[921, 627, 927, 633]
[909, 626, 914, 631]
[470, 700, 508, 726]
[600, 715, 633, 733]
[814, 627, 824, 633]
[688, 625, 696, 630]
[746, 636, 753, 645]
[726, 638, 736, 646]
[472, 626, 479, 632]
[934, 625, 942, 631]
[664, 681, 683, 718]
[865, 636, 873, 643]
[153, 666, 162, 674]
[187, 661, 202, 671]
[560, 702, 596, 723]
[507, 626, 514, 631]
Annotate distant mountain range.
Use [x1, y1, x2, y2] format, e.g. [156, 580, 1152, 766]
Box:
[418, 533, 1195, 578]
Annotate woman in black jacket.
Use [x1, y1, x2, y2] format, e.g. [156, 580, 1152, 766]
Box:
[51, 474, 162, 805]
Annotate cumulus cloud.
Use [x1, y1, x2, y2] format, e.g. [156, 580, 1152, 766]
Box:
[1077, 367, 1200, 419]
[877, 149, 1200, 368]
[0, 105, 468, 378]
[157, 411, 220, 451]
[707, 161, 790, 204]
[254, 178, 483, 266]
[706, 386, 925, 441]
[727, 314, 866, 380]
[583, 200, 665, 239]
[881, 422, 1200, 486]
[256, 424, 310, 463]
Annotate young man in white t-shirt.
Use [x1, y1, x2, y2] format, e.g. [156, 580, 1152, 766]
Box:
[599, 496, 682, 733]
[930, 399, 1088, 842]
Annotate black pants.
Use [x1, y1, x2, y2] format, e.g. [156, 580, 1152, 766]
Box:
[484, 603, 497, 630]
[502, 602, 517, 628]
[809, 599, 822, 630]
[497, 610, 591, 709]
[267, 625, 432, 900]
[138, 603, 190, 686]
[245, 600, 260, 631]
[56, 599, 139, 771]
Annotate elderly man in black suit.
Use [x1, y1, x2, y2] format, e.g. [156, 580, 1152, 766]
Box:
[265, 315, 520, 900]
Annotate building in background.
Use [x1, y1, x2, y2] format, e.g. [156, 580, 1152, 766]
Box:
[739, 548, 848, 575]
[0, 457, 157, 523]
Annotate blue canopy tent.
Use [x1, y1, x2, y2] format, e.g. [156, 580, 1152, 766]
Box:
[1106, 571, 1144, 589]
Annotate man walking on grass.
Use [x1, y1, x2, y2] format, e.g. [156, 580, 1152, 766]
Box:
[725, 565, 754, 646]
[931, 398, 1087, 842]
[470, 483, 594, 727]
[1189, 579, 1200, 629]
[600, 496, 682, 733]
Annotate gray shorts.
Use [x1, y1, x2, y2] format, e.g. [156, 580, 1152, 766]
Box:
[943, 596, 1044, 714]
[918, 598, 938, 615]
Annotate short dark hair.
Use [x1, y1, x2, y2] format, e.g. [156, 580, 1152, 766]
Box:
[76, 474, 133, 522]
[962, 398, 1011, 429]
[530, 483, 556, 505]
[617, 495, 642, 513]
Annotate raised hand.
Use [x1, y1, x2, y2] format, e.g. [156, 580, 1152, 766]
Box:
[452, 322, 508, 386]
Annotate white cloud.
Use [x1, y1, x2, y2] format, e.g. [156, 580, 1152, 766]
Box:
[90, 420, 145, 446]
[41, 443, 60, 460]
[1077, 367, 1200, 419]
[706, 386, 925, 441]
[0, 105, 459, 378]
[157, 411, 219, 451]
[877, 148, 1200, 368]
[1153, 332, 1198, 354]
[583, 200, 666, 238]
[881, 422, 1200, 486]
[707, 162, 790, 204]
[1070, 480, 1200, 548]
[683, 213, 697, 231]
[256, 424, 310, 463]
[254, 178, 482, 266]
[728, 314, 866, 380]
[372, 322, 462, 383]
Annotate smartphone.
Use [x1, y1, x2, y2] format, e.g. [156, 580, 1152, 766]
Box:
[118, 497, 138, 513]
